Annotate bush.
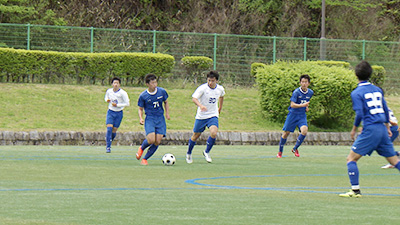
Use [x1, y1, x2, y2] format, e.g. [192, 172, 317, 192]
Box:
[370, 65, 386, 87]
[0, 48, 175, 85]
[254, 61, 358, 129]
[308, 60, 351, 68]
[181, 56, 213, 84]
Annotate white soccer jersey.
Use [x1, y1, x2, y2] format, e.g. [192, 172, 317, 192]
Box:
[104, 88, 130, 111]
[389, 108, 398, 126]
[192, 83, 225, 120]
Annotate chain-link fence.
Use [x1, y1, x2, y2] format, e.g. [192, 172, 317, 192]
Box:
[0, 23, 399, 91]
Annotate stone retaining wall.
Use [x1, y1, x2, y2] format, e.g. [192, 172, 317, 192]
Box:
[0, 131, 372, 146]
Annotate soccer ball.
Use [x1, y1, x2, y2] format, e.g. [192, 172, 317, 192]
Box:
[162, 153, 176, 166]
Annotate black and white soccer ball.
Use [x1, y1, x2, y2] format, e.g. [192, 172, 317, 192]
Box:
[162, 153, 176, 166]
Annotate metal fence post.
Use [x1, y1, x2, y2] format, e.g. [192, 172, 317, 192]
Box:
[362, 40, 366, 60]
[273, 36, 276, 63]
[303, 37, 307, 61]
[213, 33, 217, 70]
[153, 30, 157, 53]
[90, 27, 94, 53]
[26, 23, 31, 50]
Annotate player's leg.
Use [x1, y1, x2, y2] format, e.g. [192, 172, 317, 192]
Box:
[292, 125, 308, 156]
[105, 110, 114, 153]
[186, 119, 206, 163]
[381, 126, 398, 168]
[278, 113, 296, 157]
[110, 111, 123, 147]
[136, 117, 155, 160]
[385, 155, 400, 170]
[203, 117, 219, 163]
[339, 150, 363, 197]
[278, 131, 290, 158]
[142, 134, 164, 165]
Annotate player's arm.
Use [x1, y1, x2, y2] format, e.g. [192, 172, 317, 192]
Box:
[218, 96, 224, 114]
[117, 92, 130, 107]
[138, 107, 144, 125]
[290, 101, 309, 108]
[105, 91, 110, 103]
[164, 100, 170, 120]
[192, 97, 207, 112]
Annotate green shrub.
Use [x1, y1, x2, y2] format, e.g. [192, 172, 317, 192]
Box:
[181, 56, 213, 84]
[370, 65, 386, 87]
[254, 61, 358, 129]
[308, 60, 351, 68]
[250, 62, 267, 77]
[0, 48, 175, 85]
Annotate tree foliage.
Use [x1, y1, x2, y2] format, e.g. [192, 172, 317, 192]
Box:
[1, 0, 400, 41]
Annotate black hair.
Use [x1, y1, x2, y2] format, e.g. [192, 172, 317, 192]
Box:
[300, 74, 310, 82]
[207, 70, 220, 80]
[355, 60, 372, 81]
[111, 77, 121, 84]
[145, 73, 157, 84]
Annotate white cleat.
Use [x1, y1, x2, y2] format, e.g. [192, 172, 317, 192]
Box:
[186, 154, 193, 164]
[203, 151, 212, 163]
[381, 163, 394, 169]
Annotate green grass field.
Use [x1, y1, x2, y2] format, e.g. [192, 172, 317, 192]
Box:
[1, 145, 399, 225]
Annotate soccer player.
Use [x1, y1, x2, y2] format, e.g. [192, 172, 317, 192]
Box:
[339, 60, 400, 198]
[136, 74, 170, 165]
[277, 74, 314, 158]
[186, 70, 225, 163]
[104, 77, 130, 153]
[381, 108, 400, 168]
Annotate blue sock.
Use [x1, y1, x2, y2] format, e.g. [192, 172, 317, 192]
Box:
[395, 162, 400, 171]
[293, 134, 306, 150]
[187, 139, 196, 155]
[141, 139, 150, 150]
[111, 132, 116, 141]
[347, 161, 359, 189]
[205, 136, 216, 153]
[279, 137, 287, 153]
[143, 144, 159, 160]
[106, 127, 112, 148]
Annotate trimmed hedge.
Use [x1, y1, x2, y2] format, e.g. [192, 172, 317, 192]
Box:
[254, 61, 359, 129]
[181, 56, 213, 84]
[0, 48, 175, 84]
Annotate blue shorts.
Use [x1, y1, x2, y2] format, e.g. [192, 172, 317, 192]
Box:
[390, 125, 399, 142]
[144, 115, 166, 136]
[282, 112, 308, 132]
[106, 110, 123, 128]
[352, 123, 396, 157]
[193, 117, 219, 133]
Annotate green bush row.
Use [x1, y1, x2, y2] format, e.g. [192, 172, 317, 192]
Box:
[254, 61, 359, 129]
[0, 48, 175, 85]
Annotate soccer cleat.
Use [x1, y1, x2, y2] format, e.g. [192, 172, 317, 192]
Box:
[140, 159, 148, 165]
[277, 152, 282, 158]
[339, 189, 362, 198]
[186, 154, 193, 164]
[381, 163, 394, 169]
[106, 147, 111, 153]
[203, 151, 212, 163]
[292, 149, 300, 157]
[136, 146, 144, 160]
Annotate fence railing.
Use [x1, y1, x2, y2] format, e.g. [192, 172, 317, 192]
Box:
[0, 23, 399, 91]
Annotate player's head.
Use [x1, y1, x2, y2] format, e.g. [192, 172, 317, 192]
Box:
[207, 71, 220, 80]
[145, 73, 157, 84]
[355, 60, 372, 81]
[111, 77, 121, 84]
[299, 74, 310, 83]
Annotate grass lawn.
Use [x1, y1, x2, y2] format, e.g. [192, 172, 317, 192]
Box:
[1, 145, 399, 225]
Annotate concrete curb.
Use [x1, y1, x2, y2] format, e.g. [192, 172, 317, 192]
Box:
[0, 131, 369, 146]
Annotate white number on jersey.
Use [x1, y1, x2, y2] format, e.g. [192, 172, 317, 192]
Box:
[153, 101, 160, 108]
[364, 92, 384, 115]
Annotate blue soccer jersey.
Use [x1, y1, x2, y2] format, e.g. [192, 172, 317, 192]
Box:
[288, 87, 314, 114]
[138, 87, 169, 116]
[351, 82, 389, 127]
